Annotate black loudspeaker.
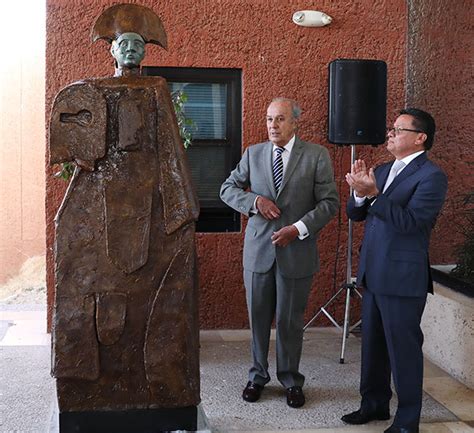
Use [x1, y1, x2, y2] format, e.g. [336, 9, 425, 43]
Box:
[328, 59, 387, 145]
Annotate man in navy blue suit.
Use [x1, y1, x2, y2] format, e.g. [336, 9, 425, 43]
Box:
[341, 108, 447, 433]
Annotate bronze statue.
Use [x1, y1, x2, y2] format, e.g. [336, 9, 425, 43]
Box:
[49, 4, 200, 430]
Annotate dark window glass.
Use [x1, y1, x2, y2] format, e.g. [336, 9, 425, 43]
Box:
[169, 82, 227, 140]
[143, 67, 242, 232]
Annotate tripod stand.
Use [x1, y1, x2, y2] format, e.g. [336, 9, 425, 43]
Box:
[304, 144, 362, 364]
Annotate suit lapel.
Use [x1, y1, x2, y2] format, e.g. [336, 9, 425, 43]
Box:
[377, 164, 391, 191]
[263, 141, 277, 197]
[384, 152, 428, 195]
[278, 137, 304, 197]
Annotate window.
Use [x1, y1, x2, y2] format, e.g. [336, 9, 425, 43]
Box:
[143, 67, 242, 232]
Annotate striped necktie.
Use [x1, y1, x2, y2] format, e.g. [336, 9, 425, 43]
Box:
[383, 159, 405, 192]
[273, 147, 284, 193]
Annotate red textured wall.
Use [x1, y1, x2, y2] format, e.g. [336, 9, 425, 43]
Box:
[406, 0, 473, 263]
[46, 0, 411, 329]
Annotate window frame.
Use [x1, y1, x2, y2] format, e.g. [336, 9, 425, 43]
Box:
[142, 66, 242, 232]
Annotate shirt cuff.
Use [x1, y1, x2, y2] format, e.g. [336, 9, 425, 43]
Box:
[250, 196, 259, 215]
[293, 221, 309, 240]
[353, 192, 367, 207]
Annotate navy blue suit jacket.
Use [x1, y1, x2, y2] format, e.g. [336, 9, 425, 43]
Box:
[347, 152, 447, 297]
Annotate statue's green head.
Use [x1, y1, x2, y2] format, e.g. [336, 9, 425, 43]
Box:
[92, 4, 167, 70]
[110, 32, 145, 68]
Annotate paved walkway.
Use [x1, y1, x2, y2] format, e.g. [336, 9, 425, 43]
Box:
[1, 306, 473, 433]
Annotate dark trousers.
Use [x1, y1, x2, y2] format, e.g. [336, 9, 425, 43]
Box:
[360, 288, 427, 428]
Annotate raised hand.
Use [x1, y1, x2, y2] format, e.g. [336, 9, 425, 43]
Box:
[345, 159, 379, 198]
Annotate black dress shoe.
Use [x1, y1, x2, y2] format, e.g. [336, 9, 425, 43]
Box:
[242, 381, 263, 402]
[341, 408, 390, 424]
[384, 425, 419, 433]
[286, 386, 305, 408]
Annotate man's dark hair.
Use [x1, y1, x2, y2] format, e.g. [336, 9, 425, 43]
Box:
[399, 108, 436, 150]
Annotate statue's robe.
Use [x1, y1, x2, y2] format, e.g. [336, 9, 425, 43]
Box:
[49, 75, 200, 412]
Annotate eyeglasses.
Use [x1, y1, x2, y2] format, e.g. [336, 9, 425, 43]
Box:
[387, 126, 425, 136]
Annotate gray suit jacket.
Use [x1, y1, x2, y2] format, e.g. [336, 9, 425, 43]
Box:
[220, 137, 339, 278]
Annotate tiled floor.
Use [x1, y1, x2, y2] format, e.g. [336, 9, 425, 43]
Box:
[1, 309, 473, 433]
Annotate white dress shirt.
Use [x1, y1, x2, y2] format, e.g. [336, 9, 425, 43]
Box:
[252, 136, 309, 239]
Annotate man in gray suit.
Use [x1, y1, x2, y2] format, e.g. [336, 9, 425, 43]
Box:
[220, 98, 339, 407]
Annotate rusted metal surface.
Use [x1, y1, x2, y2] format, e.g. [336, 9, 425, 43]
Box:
[50, 75, 200, 412]
[91, 3, 168, 48]
[96, 293, 127, 346]
[50, 83, 107, 167]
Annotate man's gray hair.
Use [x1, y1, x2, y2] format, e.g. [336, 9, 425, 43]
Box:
[271, 97, 302, 120]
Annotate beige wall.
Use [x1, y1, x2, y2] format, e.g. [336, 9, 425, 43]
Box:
[422, 283, 474, 389]
[0, 2, 46, 285]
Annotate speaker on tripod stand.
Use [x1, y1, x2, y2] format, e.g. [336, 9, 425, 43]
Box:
[304, 59, 387, 363]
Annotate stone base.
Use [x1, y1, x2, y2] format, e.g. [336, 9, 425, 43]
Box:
[58, 406, 197, 433]
[422, 280, 474, 389]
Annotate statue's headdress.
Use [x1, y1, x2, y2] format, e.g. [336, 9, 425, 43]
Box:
[91, 3, 167, 49]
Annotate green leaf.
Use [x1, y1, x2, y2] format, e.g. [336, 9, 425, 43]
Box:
[171, 89, 195, 149]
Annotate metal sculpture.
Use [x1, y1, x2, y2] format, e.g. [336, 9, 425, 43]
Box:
[49, 4, 200, 431]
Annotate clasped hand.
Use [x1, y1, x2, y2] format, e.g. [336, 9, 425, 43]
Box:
[255, 196, 298, 247]
[345, 159, 379, 197]
[256, 196, 281, 220]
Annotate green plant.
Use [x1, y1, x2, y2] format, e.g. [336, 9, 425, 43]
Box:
[171, 89, 195, 149]
[54, 162, 74, 181]
[450, 191, 474, 285]
[55, 90, 195, 181]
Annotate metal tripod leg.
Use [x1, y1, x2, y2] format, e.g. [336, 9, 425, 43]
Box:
[339, 283, 362, 364]
[303, 285, 346, 330]
[304, 144, 363, 363]
[303, 281, 362, 359]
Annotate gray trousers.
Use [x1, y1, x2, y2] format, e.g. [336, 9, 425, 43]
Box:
[244, 263, 313, 388]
